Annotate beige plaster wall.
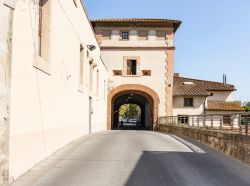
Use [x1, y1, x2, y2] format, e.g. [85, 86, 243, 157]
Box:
[101, 49, 167, 116]
[98, 27, 175, 117]
[207, 91, 234, 101]
[9, 0, 107, 180]
[173, 96, 206, 116]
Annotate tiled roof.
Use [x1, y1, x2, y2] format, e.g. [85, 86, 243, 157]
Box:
[91, 18, 182, 32]
[91, 18, 181, 24]
[173, 76, 235, 97]
[207, 101, 244, 111]
[173, 84, 211, 96]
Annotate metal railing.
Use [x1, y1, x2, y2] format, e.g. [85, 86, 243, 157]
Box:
[159, 113, 250, 135]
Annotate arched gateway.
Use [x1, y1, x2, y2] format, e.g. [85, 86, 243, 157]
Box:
[107, 84, 160, 130]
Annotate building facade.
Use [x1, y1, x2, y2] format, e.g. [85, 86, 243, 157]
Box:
[173, 74, 243, 123]
[1, 0, 108, 183]
[91, 18, 181, 130]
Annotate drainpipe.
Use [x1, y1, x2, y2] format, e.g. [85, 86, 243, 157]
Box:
[0, 1, 14, 185]
[203, 97, 207, 115]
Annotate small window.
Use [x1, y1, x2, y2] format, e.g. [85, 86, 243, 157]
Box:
[38, 0, 51, 61]
[121, 32, 129, 40]
[142, 70, 151, 76]
[178, 116, 189, 124]
[223, 115, 231, 125]
[113, 70, 122, 76]
[184, 98, 193, 107]
[127, 60, 137, 75]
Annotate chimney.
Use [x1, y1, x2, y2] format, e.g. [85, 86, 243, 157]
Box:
[223, 74, 227, 84]
[174, 73, 180, 77]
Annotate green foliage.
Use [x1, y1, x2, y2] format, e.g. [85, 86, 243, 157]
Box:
[243, 101, 250, 111]
[119, 104, 140, 119]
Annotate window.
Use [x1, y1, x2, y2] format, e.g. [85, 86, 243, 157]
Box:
[223, 115, 231, 125]
[123, 57, 140, 76]
[178, 116, 189, 124]
[127, 60, 137, 75]
[184, 98, 193, 107]
[79, 45, 84, 90]
[121, 32, 129, 40]
[38, 0, 51, 61]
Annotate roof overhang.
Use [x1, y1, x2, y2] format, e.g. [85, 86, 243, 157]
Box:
[91, 18, 182, 33]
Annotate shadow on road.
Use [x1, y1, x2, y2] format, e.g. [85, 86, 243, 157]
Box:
[125, 151, 250, 186]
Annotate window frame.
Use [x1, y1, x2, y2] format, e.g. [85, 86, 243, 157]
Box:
[123, 56, 140, 76]
[121, 31, 129, 40]
[184, 97, 194, 107]
[33, 0, 52, 75]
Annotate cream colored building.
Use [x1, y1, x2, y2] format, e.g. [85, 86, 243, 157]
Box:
[1, 0, 108, 183]
[173, 74, 243, 123]
[91, 18, 181, 130]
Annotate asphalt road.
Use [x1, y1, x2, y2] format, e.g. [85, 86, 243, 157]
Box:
[12, 130, 250, 186]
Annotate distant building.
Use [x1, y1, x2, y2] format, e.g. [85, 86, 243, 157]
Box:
[173, 74, 244, 119]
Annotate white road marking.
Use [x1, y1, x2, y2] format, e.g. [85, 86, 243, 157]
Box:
[171, 135, 206, 154]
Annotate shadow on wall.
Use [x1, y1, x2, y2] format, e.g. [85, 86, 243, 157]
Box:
[124, 151, 250, 186]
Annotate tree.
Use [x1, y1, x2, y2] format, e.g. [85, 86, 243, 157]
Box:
[119, 104, 140, 119]
[244, 102, 250, 111]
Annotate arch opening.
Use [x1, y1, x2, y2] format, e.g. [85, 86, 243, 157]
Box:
[118, 103, 141, 130]
[113, 93, 152, 130]
[108, 84, 160, 131]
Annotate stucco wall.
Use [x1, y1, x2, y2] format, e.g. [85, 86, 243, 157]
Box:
[207, 91, 233, 101]
[102, 49, 167, 116]
[97, 27, 175, 117]
[9, 0, 107, 180]
[173, 96, 206, 116]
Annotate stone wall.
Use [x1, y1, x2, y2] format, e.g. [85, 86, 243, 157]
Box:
[159, 124, 250, 164]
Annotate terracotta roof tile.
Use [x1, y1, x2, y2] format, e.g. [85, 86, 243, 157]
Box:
[91, 18, 182, 32]
[207, 101, 244, 111]
[173, 84, 210, 96]
[91, 18, 181, 24]
[173, 76, 235, 96]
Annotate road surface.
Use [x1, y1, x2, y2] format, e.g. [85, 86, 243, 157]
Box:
[12, 130, 250, 186]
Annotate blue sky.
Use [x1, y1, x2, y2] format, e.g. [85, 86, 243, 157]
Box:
[84, 0, 250, 102]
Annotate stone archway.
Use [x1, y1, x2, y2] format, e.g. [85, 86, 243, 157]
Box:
[107, 84, 160, 130]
